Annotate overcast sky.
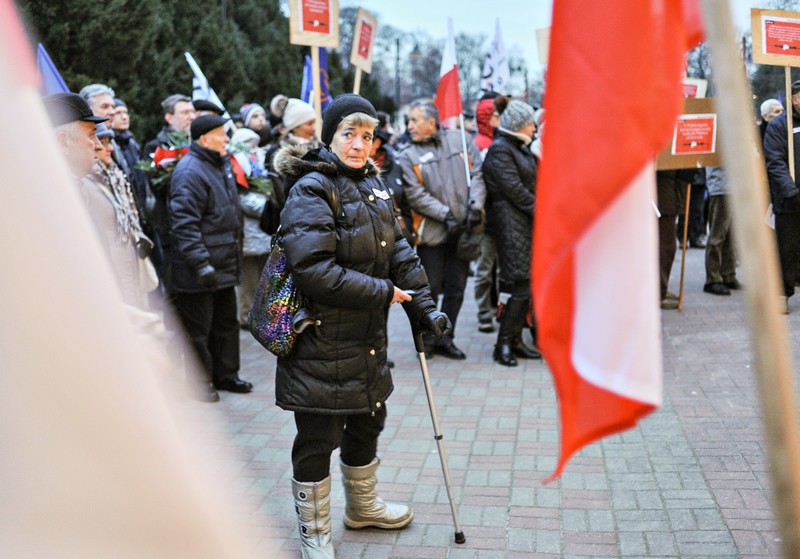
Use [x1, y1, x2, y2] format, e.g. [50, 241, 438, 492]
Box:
[340, 0, 769, 72]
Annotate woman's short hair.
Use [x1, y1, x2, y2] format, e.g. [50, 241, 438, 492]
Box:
[337, 112, 379, 133]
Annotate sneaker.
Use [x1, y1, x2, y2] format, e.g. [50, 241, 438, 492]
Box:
[781, 296, 790, 315]
[664, 291, 679, 301]
[723, 279, 742, 290]
[477, 319, 495, 333]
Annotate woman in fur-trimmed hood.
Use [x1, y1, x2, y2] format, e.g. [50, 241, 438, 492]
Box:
[273, 94, 452, 558]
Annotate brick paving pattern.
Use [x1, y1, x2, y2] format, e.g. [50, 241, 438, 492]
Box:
[184, 246, 787, 558]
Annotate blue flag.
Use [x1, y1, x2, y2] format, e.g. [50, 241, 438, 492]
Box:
[301, 48, 332, 111]
[36, 43, 68, 95]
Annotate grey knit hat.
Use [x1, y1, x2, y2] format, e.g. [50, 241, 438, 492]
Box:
[500, 100, 536, 132]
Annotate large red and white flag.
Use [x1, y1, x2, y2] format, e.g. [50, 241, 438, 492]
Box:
[434, 18, 462, 129]
[533, 0, 703, 480]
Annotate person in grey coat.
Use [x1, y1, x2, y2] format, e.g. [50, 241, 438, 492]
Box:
[703, 167, 740, 296]
[275, 94, 451, 558]
[397, 100, 486, 359]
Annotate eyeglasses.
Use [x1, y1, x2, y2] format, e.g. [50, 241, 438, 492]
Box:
[99, 137, 112, 147]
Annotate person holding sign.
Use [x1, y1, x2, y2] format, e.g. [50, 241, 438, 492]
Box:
[763, 80, 800, 314]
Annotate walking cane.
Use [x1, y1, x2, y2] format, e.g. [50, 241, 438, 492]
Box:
[412, 329, 466, 544]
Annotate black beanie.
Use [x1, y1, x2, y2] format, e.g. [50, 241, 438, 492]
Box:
[321, 93, 378, 147]
[191, 114, 229, 140]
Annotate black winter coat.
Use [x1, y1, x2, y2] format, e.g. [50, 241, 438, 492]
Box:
[168, 143, 243, 292]
[764, 110, 800, 213]
[274, 146, 436, 415]
[482, 131, 537, 283]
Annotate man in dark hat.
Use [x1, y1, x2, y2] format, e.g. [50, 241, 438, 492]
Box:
[168, 114, 252, 401]
[764, 80, 800, 314]
[43, 92, 107, 177]
[193, 99, 225, 117]
[111, 98, 151, 229]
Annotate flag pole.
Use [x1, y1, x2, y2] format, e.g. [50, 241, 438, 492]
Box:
[457, 114, 472, 191]
[786, 67, 795, 180]
[702, 3, 800, 558]
[353, 67, 362, 95]
[311, 46, 323, 137]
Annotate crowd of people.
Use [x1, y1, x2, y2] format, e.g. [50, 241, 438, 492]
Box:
[42, 74, 800, 557]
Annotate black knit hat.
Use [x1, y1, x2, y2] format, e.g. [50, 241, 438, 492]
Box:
[321, 93, 378, 147]
[190, 114, 229, 140]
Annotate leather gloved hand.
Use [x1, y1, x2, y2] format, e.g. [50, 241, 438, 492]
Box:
[444, 210, 462, 241]
[196, 263, 218, 289]
[786, 193, 800, 211]
[136, 237, 154, 259]
[420, 309, 453, 338]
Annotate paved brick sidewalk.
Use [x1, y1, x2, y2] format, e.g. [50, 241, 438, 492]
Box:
[185, 246, 789, 558]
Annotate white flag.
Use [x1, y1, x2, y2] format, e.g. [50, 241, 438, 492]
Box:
[480, 19, 510, 94]
[184, 51, 234, 122]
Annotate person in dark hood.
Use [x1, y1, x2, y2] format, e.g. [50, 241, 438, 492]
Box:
[273, 93, 451, 559]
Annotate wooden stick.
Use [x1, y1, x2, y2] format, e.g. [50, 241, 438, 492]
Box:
[311, 46, 323, 137]
[787, 66, 795, 181]
[678, 182, 691, 312]
[703, 3, 800, 558]
[353, 67, 362, 95]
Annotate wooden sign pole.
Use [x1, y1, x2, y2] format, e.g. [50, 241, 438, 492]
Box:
[704, 3, 800, 557]
[678, 182, 691, 311]
[353, 67, 362, 95]
[311, 46, 323, 137]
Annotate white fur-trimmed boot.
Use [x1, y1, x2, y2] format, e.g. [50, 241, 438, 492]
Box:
[340, 458, 413, 530]
[292, 476, 335, 558]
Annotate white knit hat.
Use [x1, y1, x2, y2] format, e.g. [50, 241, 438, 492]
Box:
[282, 98, 316, 132]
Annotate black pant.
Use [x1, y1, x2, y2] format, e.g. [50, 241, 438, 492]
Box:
[172, 287, 240, 384]
[775, 212, 800, 297]
[417, 241, 469, 340]
[292, 408, 387, 482]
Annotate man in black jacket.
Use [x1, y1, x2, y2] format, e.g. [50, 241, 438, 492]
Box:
[764, 80, 800, 314]
[169, 115, 251, 401]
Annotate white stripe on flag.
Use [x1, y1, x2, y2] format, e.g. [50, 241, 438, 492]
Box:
[572, 163, 663, 406]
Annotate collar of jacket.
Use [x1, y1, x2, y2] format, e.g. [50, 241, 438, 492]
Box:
[190, 142, 226, 167]
[273, 144, 380, 181]
[413, 130, 441, 148]
[114, 129, 133, 146]
[497, 127, 533, 146]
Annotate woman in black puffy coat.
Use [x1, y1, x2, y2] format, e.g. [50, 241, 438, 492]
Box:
[482, 98, 542, 366]
[274, 94, 451, 559]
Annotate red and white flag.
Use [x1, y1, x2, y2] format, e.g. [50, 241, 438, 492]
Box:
[434, 18, 462, 129]
[533, 0, 703, 480]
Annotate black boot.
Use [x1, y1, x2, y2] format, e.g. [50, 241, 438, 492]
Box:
[512, 335, 542, 359]
[493, 339, 517, 366]
[493, 298, 522, 367]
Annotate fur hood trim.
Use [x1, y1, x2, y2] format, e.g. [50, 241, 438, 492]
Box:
[273, 145, 380, 180]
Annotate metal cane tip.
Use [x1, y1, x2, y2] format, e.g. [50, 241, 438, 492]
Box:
[455, 531, 466, 544]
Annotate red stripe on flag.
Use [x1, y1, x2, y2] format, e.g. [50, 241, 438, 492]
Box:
[533, 0, 702, 480]
[0, 0, 38, 87]
[435, 67, 462, 122]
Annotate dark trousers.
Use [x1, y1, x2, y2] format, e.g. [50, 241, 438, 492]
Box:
[172, 287, 240, 384]
[775, 212, 800, 297]
[659, 213, 678, 300]
[705, 196, 736, 285]
[417, 241, 470, 340]
[292, 408, 387, 482]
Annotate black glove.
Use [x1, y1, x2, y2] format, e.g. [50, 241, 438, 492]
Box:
[468, 208, 483, 227]
[136, 237, 154, 259]
[786, 193, 800, 211]
[420, 309, 453, 338]
[444, 210, 462, 241]
[196, 263, 218, 289]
